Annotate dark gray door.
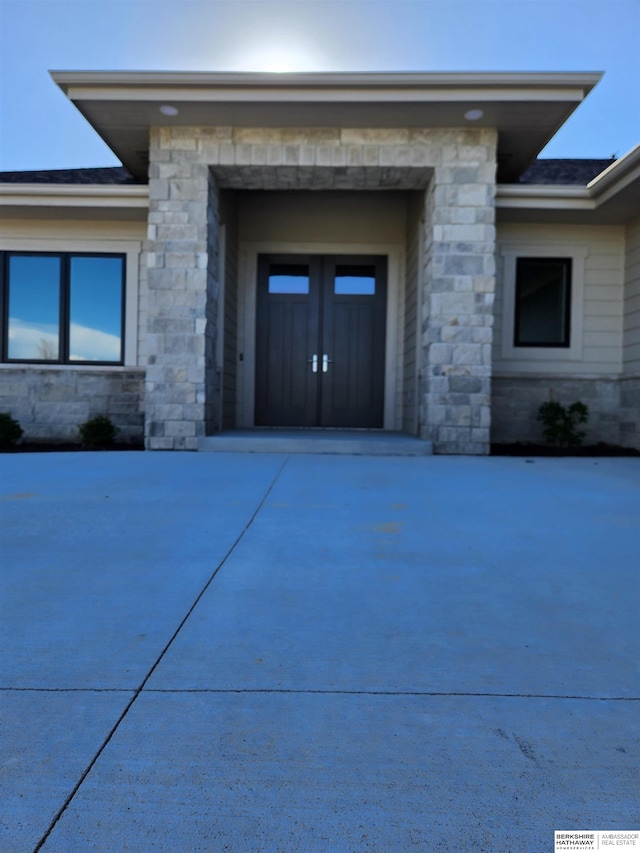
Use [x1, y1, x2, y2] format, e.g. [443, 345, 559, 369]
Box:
[255, 254, 387, 428]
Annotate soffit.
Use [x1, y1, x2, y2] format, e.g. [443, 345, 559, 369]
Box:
[51, 71, 601, 183]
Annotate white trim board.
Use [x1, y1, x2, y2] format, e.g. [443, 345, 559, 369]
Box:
[499, 243, 587, 365]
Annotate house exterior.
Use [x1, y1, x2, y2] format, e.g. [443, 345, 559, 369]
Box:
[0, 71, 638, 453]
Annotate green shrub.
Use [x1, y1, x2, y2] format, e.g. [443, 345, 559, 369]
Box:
[537, 400, 589, 448]
[78, 415, 118, 449]
[0, 412, 24, 449]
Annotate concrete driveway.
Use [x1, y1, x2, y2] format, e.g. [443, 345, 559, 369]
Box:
[1, 451, 638, 852]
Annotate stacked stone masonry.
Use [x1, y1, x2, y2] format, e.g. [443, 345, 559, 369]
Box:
[492, 375, 640, 449]
[145, 125, 498, 453]
[0, 368, 144, 444]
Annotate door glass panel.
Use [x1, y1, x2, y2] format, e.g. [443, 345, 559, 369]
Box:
[7, 255, 61, 360]
[334, 264, 376, 295]
[69, 256, 124, 362]
[268, 264, 309, 294]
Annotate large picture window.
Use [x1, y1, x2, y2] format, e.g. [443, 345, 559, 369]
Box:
[514, 257, 571, 347]
[2, 252, 125, 364]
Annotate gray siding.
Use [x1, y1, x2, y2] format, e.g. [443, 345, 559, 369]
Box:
[623, 217, 640, 374]
[221, 191, 239, 429]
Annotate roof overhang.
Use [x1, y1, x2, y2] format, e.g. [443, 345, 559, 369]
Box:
[3, 145, 637, 227]
[496, 145, 640, 224]
[51, 70, 602, 182]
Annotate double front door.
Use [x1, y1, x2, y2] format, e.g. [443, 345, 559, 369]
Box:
[255, 254, 387, 428]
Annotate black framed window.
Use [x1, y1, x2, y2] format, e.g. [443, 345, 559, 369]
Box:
[1, 252, 125, 364]
[514, 257, 571, 347]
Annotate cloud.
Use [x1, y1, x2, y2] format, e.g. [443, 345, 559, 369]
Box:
[8, 318, 121, 362]
[8, 319, 59, 360]
[69, 322, 121, 362]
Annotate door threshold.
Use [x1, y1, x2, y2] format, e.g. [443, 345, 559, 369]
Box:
[198, 429, 433, 456]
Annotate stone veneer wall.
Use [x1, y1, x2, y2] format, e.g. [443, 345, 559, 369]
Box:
[402, 192, 422, 435]
[0, 367, 145, 444]
[491, 376, 639, 449]
[145, 125, 498, 453]
[420, 131, 497, 453]
[145, 148, 213, 450]
[619, 377, 640, 449]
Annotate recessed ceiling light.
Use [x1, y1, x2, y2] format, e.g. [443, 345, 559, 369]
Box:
[464, 109, 484, 121]
[159, 105, 179, 117]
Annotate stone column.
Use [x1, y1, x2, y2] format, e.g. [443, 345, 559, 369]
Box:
[144, 130, 219, 449]
[420, 130, 498, 454]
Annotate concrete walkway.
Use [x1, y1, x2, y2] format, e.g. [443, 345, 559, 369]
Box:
[1, 452, 638, 852]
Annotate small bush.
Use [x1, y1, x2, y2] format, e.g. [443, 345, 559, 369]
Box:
[78, 415, 118, 449]
[537, 400, 589, 448]
[0, 412, 24, 449]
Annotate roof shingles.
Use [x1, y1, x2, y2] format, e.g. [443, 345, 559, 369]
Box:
[518, 159, 615, 185]
[0, 159, 617, 187]
[0, 166, 141, 185]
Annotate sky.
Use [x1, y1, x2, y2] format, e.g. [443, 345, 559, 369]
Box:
[0, 0, 639, 172]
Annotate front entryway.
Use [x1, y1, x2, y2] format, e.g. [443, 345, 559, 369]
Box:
[255, 254, 387, 428]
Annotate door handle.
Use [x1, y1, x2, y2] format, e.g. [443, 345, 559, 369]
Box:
[308, 354, 318, 373]
[322, 353, 333, 373]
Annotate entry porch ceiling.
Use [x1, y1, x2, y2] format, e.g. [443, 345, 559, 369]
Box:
[51, 71, 601, 183]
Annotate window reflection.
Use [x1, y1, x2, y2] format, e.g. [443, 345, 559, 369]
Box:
[334, 265, 376, 295]
[8, 256, 60, 360]
[268, 264, 309, 294]
[4, 253, 124, 364]
[515, 258, 571, 347]
[69, 257, 123, 362]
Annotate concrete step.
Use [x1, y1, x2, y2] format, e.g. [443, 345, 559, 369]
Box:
[198, 430, 433, 456]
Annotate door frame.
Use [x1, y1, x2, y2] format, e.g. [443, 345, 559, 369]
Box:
[238, 241, 403, 430]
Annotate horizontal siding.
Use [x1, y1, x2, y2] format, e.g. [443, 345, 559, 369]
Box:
[583, 314, 622, 333]
[402, 212, 419, 434]
[585, 283, 625, 299]
[624, 325, 640, 347]
[582, 299, 623, 318]
[587, 253, 626, 271]
[222, 200, 239, 429]
[494, 223, 624, 376]
[624, 218, 640, 374]
[579, 346, 622, 364]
